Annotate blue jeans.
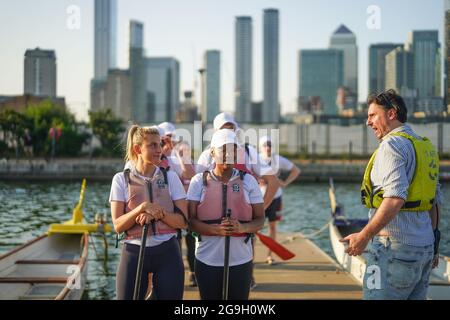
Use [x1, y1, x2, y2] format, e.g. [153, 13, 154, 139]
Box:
[363, 236, 434, 300]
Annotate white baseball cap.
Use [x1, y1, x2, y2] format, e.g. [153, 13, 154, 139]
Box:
[213, 113, 238, 131]
[158, 122, 176, 136]
[259, 135, 271, 147]
[211, 129, 238, 148]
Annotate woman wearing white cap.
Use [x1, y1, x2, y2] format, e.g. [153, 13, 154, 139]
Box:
[158, 122, 197, 286]
[188, 129, 264, 300]
[196, 113, 280, 289]
[259, 136, 301, 265]
[197, 113, 280, 211]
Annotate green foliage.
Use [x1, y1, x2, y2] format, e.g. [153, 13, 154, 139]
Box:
[88, 109, 125, 157]
[0, 100, 90, 157]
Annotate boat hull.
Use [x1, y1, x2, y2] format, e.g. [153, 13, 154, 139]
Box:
[330, 220, 450, 300]
[0, 233, 88, 300]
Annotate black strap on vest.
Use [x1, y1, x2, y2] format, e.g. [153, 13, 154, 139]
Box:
[116, 169, 132, 248]
[159, 166, 169, 185]
[203, 170, 246, 187]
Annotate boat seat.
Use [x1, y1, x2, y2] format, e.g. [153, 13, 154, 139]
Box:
[15, 259, 80, 265]
[0, 277, 67, 283]
[19, 284, 64, 300]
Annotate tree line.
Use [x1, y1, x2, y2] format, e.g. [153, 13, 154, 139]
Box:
[0, 100, 125, 159]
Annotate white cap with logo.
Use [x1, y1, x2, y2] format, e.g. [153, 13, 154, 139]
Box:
[211, 129, 238, 148]
[213, 113, 238, 131]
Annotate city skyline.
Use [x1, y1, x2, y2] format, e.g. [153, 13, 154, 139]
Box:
[0, 0, 444, 121]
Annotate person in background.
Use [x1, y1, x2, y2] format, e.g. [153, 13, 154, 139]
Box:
[158, 122, 197, 286]
[258, 135, 301, 265]
[23, 128, 33, 159]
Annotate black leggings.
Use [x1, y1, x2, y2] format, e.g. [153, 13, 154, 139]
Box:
[185, 232, 196, 272]
[195, 259, 252, 300]
[116, 237, 184, 300]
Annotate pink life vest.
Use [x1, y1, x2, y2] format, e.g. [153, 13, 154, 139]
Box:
[159, 155, 170, 169]
[196, 171, 253, 237]
[123, 168, 177, 239]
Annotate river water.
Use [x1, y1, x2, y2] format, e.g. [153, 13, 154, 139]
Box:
[0, 181, 448, 299]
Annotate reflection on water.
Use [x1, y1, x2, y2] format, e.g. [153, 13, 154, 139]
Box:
[0, 181, 448, 300]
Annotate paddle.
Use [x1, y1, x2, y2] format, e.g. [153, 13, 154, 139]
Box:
[222, 209, 232, 300]
[255, 232, 295, 261]
[133, 224, 149, 300]
[133, 182, 156, 300]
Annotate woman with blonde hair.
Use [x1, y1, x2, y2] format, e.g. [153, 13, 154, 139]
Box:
[109, 125, 188, 300]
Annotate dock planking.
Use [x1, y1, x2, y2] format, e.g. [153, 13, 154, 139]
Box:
[182, 233, 362, 300]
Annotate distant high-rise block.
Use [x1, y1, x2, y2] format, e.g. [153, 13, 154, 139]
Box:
[329, 24, 358, 105]
[90, 79, 107, 112]
[369, 43, 403, 94]
[263, 9, 279, 123]
[145, 58, 180, 123]
[407, 30, 440, 98]
[94, 0, 117, 81]
[298, 49, 344, 115]
[384, 46, 414, 93]
[446, 1, 450, 108]
[235, 16, 252, 123]
[129, 21, 147, 122]
[24, 48, 57, 97]
[106, 69, 131, 121]
[176, 91, 200, 123]
[90, 69, 130, 120]
[202, 50, 221, 123]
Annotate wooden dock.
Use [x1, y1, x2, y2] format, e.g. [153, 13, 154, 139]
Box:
[182, 233, 362, 300]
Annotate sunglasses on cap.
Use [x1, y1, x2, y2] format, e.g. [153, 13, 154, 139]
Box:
[376, 92, 399, 111]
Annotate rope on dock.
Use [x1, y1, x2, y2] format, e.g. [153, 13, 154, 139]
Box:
[286, 218, 333, 242]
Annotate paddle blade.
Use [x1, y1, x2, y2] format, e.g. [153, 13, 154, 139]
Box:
[256, 232, 295, 261]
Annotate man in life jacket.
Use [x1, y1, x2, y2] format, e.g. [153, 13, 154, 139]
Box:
[340, 89, 442, 300]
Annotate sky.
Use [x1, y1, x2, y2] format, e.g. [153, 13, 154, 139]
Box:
[0, 0, 445, 121]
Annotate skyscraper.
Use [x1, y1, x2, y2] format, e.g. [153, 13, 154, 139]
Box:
[105, 69, 131, 121]
[202, 50, 221, 123]
[129, 20, 147, 122]
[446, 1, 450, 109]
[263, 9, 279, 123]
[407, 30, 440, 98]
[369, 43, 403, 94]
[24, 48, 57, 97]
[385, 46, 414, 93]
[235, 16, 252, 123]
[298, 49, 344, 115]
[329, 25, 358, 104]
[94, 0, 117, 81]
[145, 57, 180, 123]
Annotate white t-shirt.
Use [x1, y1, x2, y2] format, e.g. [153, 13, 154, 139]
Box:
[187, 169, 263, 267]
[109, 166, 186, 247]
[196, 144, 274, 177]
[259, 154, 294, 198]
